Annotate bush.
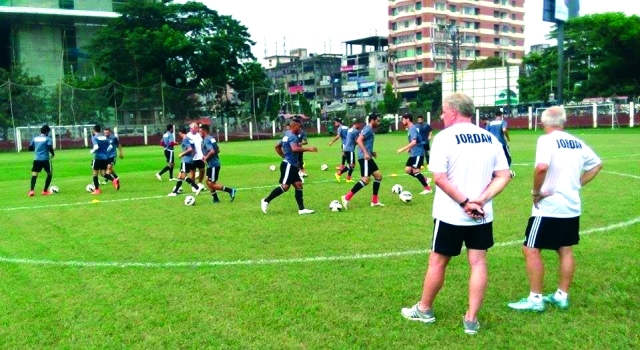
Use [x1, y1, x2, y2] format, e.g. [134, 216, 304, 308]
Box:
[378, 118, 391, 134]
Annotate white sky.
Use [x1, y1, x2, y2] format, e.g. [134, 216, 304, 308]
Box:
[193, 0, 640, 59]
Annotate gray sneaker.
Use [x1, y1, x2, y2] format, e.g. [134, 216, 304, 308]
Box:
[463, 317, 479, 335]
[400, 303, 436, 323]
[543, 293, 569, 309]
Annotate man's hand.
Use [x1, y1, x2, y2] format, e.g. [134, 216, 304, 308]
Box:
[372, 152, 377, 158]
[308, 147, 318, 153]
[533, 191, 553, 209]
[466, 200, 485, 220]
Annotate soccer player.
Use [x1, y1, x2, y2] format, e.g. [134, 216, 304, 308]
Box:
[396, 114, 432, 194]
[297, 121, 309, 177]
[400, 92, 511, 335]
[416, 115, 433, 165]
[187, 122, 206, 191]
[27, 124, 55, 196]
[260, 118, 317, 215]
[340, 113, 385, 209]
[200, 124, 236, 203]
[486, 111, 512, 171]
[329, 118, 349, 170]
[334, 118, 363, 183]
[507, 106, 602, 312]
[89, 124, 110, 195]
[103, 127, 122, 190]
[167, 127, 202, 197]
[156, 124, 177, 181]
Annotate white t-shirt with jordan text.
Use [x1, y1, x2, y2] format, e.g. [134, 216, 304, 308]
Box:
[532, 130, 601, 218]
[187, 131, 204, 161]
[429, 122, 509, 226]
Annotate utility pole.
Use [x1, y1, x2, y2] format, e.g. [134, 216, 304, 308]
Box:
[556, 21, 565, 105]
[449, 25, 460, 92]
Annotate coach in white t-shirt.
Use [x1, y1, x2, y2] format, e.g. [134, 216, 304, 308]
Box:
[187, 122, 205, 189]
[401, 92, 511, 335]
[508, 106, 602, 312]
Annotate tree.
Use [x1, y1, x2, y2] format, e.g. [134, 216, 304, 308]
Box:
[467, 57, 503, 70]
[231, 61, 270, 120]
[296, 93, 313, 117]
[518, 49, 556, 103]
[383, 82, 400, 115]
[415, 81, 442, 115]
[0, 66, 46, 137]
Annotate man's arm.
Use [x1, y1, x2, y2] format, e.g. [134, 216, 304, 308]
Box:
[356, 134, 369, 159]
[503, 125, 510, 142]
[580, 163, 602, 186]
[329, 133, 340, 146]
[117, 141, 124, 159]
[275, 143, 284, 158]
[531, 163, 549, 208]
[397, 139, 416, 154]
[291, 142, 317, 153]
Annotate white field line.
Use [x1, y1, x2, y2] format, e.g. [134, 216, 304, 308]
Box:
[0, 216, 638, 269]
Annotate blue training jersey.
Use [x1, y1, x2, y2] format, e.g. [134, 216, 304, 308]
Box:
[343, 127, 359, 152]
[30, 134, 53, 161]
[107, 134, 119, 159]
[357, 125, 375, 160]
[279, 130, 300, 167]
[163, 131, 175, 151]
[180, 137, 195, 163]
[416, 122, 432, 144]
[408, 125, 425, 157]
[486, 120, 508, 146]
[91, 134, 110, 160]
[203, 135, 220, 168]
[336, 125, 349, 145]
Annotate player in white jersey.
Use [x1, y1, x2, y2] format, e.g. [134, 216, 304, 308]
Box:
[400, 92, 511, 335]
[187, 122, 206, 192]
[508, 106, 602, 312]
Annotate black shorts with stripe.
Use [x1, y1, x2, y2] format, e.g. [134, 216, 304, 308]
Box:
[206, 166, 221, 182]
[279, 161, 302, 185]
[164, 149, 174, 163]
[358, 158, 379, 177]
[431, 219, 494, 257]
[92, 159, 108, 171]
[32, 160, 52, 173]
[107, 157, 116, 166]
[524, 216, 580, 250]
[423, 143, 430, 152]
[405, 156, 424, 169]
[192, 159, 205, 170]
[180, 161, 196, 173]
[344, 151, 355, 165]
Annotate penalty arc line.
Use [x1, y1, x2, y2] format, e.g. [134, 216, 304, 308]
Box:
[0, 216, 638, 269]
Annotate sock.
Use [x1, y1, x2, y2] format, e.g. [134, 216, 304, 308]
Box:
[169, 167, 174, 179]
[338, 165, 350, 176]
[185, 177, 199, 190]
[414, 173, 429, 187]
[554, 289, 568, 300]
[372, 179, 381, 196]
[347, 167, 354, 177]
[159, 166, 170, 175]
[93, 176, 99, 189]
[212, 191, 220, 202]
[294, 188, 304, 210]
[174, 181, 183, 193]
[529, 292, 542, 301]
[112, 172, 119, 180]
[44, 174, 52, 191]
[30, 176, 37, 191]
[341, 154, 346, 166]
[372, 194, 379, 203]
[221, 186, 233, 194]
[104, 173, 115, 182]
[265, 186, 285, 202]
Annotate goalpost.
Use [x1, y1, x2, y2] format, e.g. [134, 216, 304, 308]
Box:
[15, 125, 95, 152]
[533, 103, 617, 131]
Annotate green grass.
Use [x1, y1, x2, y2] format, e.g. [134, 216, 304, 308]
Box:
[0, 128, 639, 348]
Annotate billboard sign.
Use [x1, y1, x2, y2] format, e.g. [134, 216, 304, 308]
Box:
[543, 0, 577, 23]
[441, 66, 519, 107]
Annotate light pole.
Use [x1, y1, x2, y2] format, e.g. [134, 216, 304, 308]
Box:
[388, 51, 398, 98]
[448, 25, 461, 92]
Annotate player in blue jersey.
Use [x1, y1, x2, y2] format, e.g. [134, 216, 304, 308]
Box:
[156, 124, 177, 181]
[27, 125, 55, 196]
[329, 118, 349, 170]
[486, 111, 512, 170]
[334, 117, 363, 183]
[261, 118, 318, 215]
[89, 124, 110, 195]
[416, 115, 433, 165]
[167, 127, 202, 197]
[200, 124, 236, 203]
[341, 113, 385, 209]
[397, 114, 433, 194]
[103, 127, 123, 190]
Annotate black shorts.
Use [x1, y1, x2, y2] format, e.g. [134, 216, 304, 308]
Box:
[406, 156, 425, 169]
[279, 161, 302, 185]
[180, 162, 196, 173]
[164, 150, 174, 163]
[206, 166, 220, 182]
[107, 157, 116, 166]
[344, 151, 355, 165]
[92, 159, 108, 171]
[358, 158, 379, 177]
[431, 219, 494, 257]
[524, 216, 580, 250]
[193, 159, 205, 170]
[423, 143, 430, 152]
[32, 160, 52, 173]
[298, 152, 304, 167]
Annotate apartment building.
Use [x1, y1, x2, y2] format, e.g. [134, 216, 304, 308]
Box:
[341, 36, 388, 107]
[388, 0, 526, 95]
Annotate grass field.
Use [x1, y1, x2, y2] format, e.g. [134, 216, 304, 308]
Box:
[0, 128, 639, 348]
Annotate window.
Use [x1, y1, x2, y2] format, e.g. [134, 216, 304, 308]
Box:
[511, 52, 516, 59]
[392, 8, 398, 16]
[475, 36, 481, 43]
[475, 8, 480, 15]
[493, 11, 499, 18]
[502, 25, 510, 32]
[415, 17, 422, 26]
[449, 5, 456, 12]
[435, 17, 446, 25]
[417, 76, 423, 83]
[417, 62, 423, 70]
[416, 32, 422, 40]
[463, 7, 474, 15]
[435, 2, 446, 11]
[512, 0, 516, 6]
[403, 20, 411, 28]
[493, 38, 500, 45]
[475, 50, 481, 57]
[449, 20, 456, 26]
[494, 24, 500, 32]
[392, 23, 398, 30]
[397, 63, 416, 73]
[511, 13, 517, 20]
[500, 38, 510, 46]
[494, 51, 500, 57]
[464, 50, 474, 58]
[415, 2, 422, 10]
[62, 27, 77, 75]
[416, 47, 423, 55]
[493, 0, 499, 4]
[435, 62, 446, 71]
[511, 40, 516, 46]
[464, 21, 473, 29]
[474, 22, 480, 29]
[59, 0, 74, 9]
[501, 0, 508, 5]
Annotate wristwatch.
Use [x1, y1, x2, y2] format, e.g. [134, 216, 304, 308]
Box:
[459, 198, 469, 207]
[530, 190, 541, 196]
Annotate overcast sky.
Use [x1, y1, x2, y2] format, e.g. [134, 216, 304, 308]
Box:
[191, 0, 640, 60]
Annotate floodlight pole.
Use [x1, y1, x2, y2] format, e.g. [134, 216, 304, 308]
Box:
[556, 21, 565, 105]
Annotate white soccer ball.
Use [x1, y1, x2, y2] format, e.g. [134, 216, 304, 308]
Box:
[329, 200, 343, 212]
[320, 164, 328, 171]
[510, 170, 516, 178]
[184, 195, 196, 206]
[269, 165, 276, 171]
[399, 190, 413, 203]
[391, 184, 403, 194]
[86, 184, 95, 193]
[50, 185, 59, 193]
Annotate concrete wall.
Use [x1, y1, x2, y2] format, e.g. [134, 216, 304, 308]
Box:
[16, 24, 63, 84]
[1, 0, 116, 11]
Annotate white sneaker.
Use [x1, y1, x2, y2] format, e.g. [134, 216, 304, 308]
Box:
[167, 192, 177, 197]
[371, 202, 385, 207]
[194, 185, 203, 196]
[298, 208, 315, 215]
[198, 183, 206, 190]
[419, 189, 432, 195]
[341, 195, 349, 210]
[260, 198, 268, 214]
[507, 297, 545, 312]
[155, 173, 162, 181]
[426, 177, 432, 184]
[169, 178, 178, 181]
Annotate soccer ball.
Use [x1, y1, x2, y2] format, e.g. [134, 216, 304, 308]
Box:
[86, 184, 95, 193]
[399, 190, 413, 203]
[50, 186, 59, 193]
[184, 195, 196, 206]
[320, 164, 328, 171]
[269, 165, 276, 171]
[510, 170, 516, 178]
[329, 200, 343, 212]
[391, 184, 403, 194]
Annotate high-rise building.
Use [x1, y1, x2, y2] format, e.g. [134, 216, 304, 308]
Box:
[388, 0, 526, 95]
[341, 36, 388, 107]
